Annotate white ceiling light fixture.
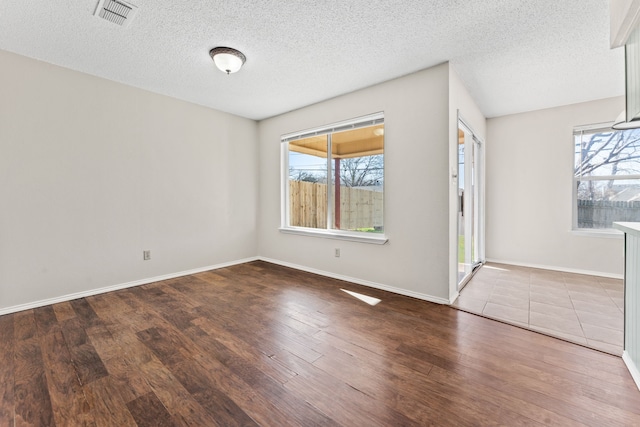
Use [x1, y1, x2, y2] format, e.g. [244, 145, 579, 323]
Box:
[612, 110, 640, 130]
[209, 47, 246, 75]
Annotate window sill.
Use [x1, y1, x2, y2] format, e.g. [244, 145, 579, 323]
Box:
[279, 227, 388, 245]
[570, 229, 623, 239]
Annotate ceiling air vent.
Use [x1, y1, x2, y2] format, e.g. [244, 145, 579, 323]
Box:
[94, 0, 138, 26]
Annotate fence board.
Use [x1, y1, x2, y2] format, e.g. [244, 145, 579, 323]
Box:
[289, 181, 382, 230]
[578, 199, 640, 228]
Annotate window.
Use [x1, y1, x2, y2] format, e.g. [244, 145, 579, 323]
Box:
[281, 113, 386, 243]
[573, 124, 640, 230]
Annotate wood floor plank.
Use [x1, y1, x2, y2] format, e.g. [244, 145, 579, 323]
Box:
[59, 318, 109, 386]
[191, 316, 298, 384]
[399, 321, 640, 421]
[170, 360, 259, 427]
[184, 353, 330, 427]
[82, 319, 153, 404]
[98, 354, 152, 404]
[427, 365, 594, 427]
[155, 281, 204, 310]
[450, 318, 633, 380]
[457, 341, 640, 414]
[68, 298, 102, 328]
[103, 322, 157, 367]
[135, 358, 222, 427]
[399, 340, 633, 426]
[136, 326, 196, 368]
[0, 314, 15, 427]
[83, 376, 138, 427]
[39, 329, 95, 427]
[13, 310, 37, 341]
[191, 270, 231, 286]
[126, 392, 175, 427]
[281, 355, 425, 427]
[137, 324, 278, 426]
[1, 260, 640, 425]
[14, 337, 55, 427]
[85, 292, 132, 321]
[34, 306, 60, 337]
[101, 302, 219, 425]
[192, 299, 324, 364]
[85, 323, 124, 362]
[52, 301, 76, 322]
[182, 322, 339, 426]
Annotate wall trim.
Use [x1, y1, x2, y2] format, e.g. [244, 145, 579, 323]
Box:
[623, 351, 640, 391]
[0, 255, 452, 316]
[485, 258, 623, 280]
[258, 256, 450, 305]
[0, 257, 260, 316]
[449, 291, 460, 305]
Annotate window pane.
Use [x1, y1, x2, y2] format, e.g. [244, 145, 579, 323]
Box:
[288, 136, 328, 229]
[283, 115, 385, 235]
[575, 128, 640, 177]
[576, 179, 640, 228]
[331, 125, 384, 233]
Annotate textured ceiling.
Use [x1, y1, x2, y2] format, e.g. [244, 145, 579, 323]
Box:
[0, 0, 624, 120]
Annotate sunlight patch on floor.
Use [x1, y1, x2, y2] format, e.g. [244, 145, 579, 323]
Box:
[341, 289, 381, 306]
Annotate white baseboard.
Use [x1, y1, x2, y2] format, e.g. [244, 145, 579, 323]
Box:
[0, 256, 260, 316]
[623, 351, 640, 391]
[258, 256, 450, 305]
[0, 255, 451, 316]
[485, 258, 623, 280]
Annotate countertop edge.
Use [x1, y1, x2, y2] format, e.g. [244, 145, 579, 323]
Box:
[613, 222, 640, 235]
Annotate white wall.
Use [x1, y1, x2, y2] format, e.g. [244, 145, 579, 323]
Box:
[486, 96, 625, 276]
[257, 64, 453, 302]
[0, 50, 258, 312]
[448, 67, 487, 299]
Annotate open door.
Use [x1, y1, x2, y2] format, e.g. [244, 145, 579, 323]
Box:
[457, 119, 484, 290]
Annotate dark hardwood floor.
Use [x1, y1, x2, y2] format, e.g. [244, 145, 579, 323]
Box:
[1, 260, 639, 426]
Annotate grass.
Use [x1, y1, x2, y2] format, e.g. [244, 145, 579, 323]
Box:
[458, 235, 476, 263]
[354, 227, 383, 233]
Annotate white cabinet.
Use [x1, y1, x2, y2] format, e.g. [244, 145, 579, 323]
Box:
[613, 222, 640, 390]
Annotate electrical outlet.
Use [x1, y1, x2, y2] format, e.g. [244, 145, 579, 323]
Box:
[335, 248, 340, 257]
[143, 250, 151, 260]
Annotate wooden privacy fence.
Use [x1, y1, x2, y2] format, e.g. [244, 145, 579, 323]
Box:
[578, 199, 640, 228]
[289, 180, 383, 230]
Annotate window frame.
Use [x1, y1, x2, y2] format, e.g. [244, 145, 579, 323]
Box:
[280, 112, 388, 244]
[571, 122, 634, 237]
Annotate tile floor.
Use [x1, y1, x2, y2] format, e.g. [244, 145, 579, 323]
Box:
[452, 263, 624, 355]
